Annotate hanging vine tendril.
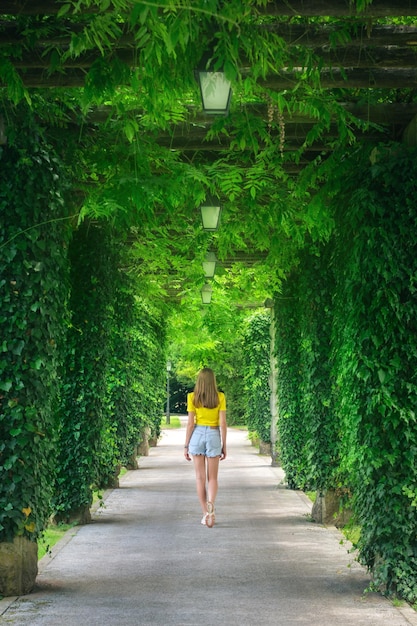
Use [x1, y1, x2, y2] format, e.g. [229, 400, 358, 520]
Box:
[267, 98, 285, 157]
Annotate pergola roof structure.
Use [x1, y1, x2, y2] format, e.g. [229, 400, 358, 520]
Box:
[1, 1, 417, 301]
[2, 1, 417, 156]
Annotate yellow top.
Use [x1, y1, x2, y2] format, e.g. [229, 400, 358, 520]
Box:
[187, 391, 226, 427]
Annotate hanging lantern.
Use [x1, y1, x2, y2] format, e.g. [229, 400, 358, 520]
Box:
[196, 70, 232, 115]
[200, 196, 222, 231]
[203, 252, 217, 279]
[201, 284, 213, 304]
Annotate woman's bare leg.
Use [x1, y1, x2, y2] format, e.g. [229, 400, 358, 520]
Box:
[192, 454, 208, 514]
[207, 456, 220, 505]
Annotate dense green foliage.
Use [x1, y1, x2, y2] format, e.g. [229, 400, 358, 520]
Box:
[55, 223, 166, 519]
[332, 143, 417, 602]
[0, 110, 71, 541]
[1, 0, 377, 309]
[274, 274, 307, 489]
[167, 299, 250, 426]
[274, 142, 417, 601]
[1, 0, 417, 604]
[0, 105, 168, 537]
[275, 246, 338, 490]
[111, 284, 166, 466]
[242, 311, 271, 443]
[55, 222, 120, 518]
[299, 247, 338, 491]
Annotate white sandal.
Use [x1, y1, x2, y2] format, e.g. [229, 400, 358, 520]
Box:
[206, 501, 215, 528]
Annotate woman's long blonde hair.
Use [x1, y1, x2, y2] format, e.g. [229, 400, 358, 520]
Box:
[193, 367, 219, 409]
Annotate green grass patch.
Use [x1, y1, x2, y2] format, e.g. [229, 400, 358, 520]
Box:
[342, 524, 361, 546]
[305, 491, 317, 503]
[92, 489, 105, 507]
[160, 416, 181, 428]
[38, 523, 77, 560]
[247, 431, 259, 446]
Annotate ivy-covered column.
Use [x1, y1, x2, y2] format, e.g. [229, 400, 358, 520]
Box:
[54, 221, 118, 523]
[242, 310, 272, 454]
[128, 299, 166, 448]
[273, 246, 340, 500]
[332, 143, 417, 602]
[273, 273, 307, 489]
[111, 276, 144, 470]
[55, 222, 167, 523]
[111, 279, 166, 469]
[296, 248, 341, 523]
[268, 305, 280, 466]
[0, 111, 71, 595]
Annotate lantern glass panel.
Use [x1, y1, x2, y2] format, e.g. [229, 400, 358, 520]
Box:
[203, 252, 217, 278]
[201, 203, 221, 231]
[198, 71, 232, 115]
[201, 284, 213, 304]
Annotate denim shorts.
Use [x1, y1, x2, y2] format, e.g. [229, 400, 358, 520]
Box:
[188, 426, 221, 457]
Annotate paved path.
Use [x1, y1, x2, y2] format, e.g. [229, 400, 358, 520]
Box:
[1, 424, 416, 626]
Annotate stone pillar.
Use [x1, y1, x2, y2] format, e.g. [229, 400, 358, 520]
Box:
[126, 452, 139, 470]
[137, 426, 151, 456]
[148, 433, 158, 447]
[55, 505, 91, 526]
[0, 536, 38, 596]
[311, 490, 352, 527]
[259, 441, 272, 455]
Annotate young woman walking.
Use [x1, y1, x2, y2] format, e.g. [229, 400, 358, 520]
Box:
[184, 368, 227, 527]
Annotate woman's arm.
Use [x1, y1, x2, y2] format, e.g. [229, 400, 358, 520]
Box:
[219, 410, 227, 460]
[184, 411, 195, 461]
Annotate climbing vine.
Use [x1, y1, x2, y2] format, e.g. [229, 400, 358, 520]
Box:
[297, 246, 339, 492]
[54, 221, 119, 520]
[331, 143, 417, 602]
[242, 310, 271, 444]
[54, 223, 167, 521]
[274, 273, 308, 489]
[0, 107, 71, 541]
[273, 247, 339, 491]
[274, 141, 417, 601]
[1, 1, 417, 607]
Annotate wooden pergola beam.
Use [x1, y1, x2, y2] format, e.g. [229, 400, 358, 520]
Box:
[2, 23, 417, 50]
[83, 102, 417, 126]
[3, 0, 417, 17]
[260, 67, 417, 90]
[156, 135, 386, 153]
[315, 46, 417, 69]
[260, 0, 417, 17]
[1, 0, 95, 15]
[261, 24, 417, 47]
[11, 65, 417, 90]
[7, 44, 417, 71]
[9, 49, 138, 69]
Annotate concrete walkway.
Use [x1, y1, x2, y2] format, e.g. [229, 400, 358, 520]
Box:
[1, 424, 416, 626]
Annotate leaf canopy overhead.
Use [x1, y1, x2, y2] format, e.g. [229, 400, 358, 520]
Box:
[1, 0, 417, 307]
